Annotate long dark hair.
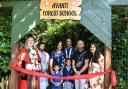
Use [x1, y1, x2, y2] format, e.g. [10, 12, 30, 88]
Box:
[56, 41, 63, 50]
[89, 43, 100, 63]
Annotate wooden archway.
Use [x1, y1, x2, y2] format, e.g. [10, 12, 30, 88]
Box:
[0, 0, 128, 89]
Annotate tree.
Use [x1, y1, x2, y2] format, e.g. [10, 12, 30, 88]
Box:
[112, 7, 128, 89]
[30, 20, 103, 53]
[0, 7, 12, 79]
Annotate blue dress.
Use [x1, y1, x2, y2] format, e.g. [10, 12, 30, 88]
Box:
[50, 51, 65, 69]
[51, 72, 62, 89]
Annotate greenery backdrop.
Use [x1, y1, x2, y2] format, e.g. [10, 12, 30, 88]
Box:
[0, 7, 128, 88]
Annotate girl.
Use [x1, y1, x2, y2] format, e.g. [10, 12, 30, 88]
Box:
[63, 58, 74, 89]
[51, 64, 63, 89]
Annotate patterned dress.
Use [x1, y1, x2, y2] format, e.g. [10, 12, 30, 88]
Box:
[88, 54, 104, 89]
[50, 51, 65, 70]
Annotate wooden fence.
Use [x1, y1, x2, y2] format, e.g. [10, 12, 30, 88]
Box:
[0, 75, 10, 89]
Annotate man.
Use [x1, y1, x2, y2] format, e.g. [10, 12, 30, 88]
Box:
[38, 43, 49, 89]
[64, 38, 76, 59]
[72, 40, 89, 89]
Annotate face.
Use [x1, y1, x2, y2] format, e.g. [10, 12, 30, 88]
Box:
[57, 42, 63, 50]
[54, 65, 59, 71]
[90, 44, 96, 53]
[26, 37, 35, 47]
[66, 39, 72, 47]
[66, 60, 71, 66]
[77, 40, 84, 50]
[40, 44, 45, 51]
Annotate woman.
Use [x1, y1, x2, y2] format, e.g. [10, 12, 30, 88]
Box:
[18, 35, 41, 89]
[50, 41, 65, 72]
[38, 43, 50, 89]
[88, 43, 104, 89]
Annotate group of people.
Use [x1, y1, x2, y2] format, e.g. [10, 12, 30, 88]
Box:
[17, 35, 104, 89]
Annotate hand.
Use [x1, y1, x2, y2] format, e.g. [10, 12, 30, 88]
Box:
[21, 53, 26, 60]
[56, 83, 60, 86]
[54, 83, 59, 86]
[18, 60, 22, 65]
[75, 70, 80, 75]
[62, 83, 64, 87]
[98, 79, 103, 85]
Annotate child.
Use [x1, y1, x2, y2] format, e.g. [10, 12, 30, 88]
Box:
[63, 58, 74, 89]
[51, 64, 63, 89]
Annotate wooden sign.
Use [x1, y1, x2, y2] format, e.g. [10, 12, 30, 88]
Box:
[40, 0, 82, 20]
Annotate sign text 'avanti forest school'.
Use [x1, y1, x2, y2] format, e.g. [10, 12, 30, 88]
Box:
[40, 0, 82, 20]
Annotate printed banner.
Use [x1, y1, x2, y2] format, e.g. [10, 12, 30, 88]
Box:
[40, 0, 82, 20]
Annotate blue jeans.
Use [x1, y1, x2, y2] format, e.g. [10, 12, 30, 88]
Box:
[40, 77, 48, 89]
[75, 79, 88, 89]
[63, 81, 73, 89]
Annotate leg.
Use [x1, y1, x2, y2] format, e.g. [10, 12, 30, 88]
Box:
[75, 80, 80, 89]
[40, 77, 48, 89]
[64, 81, 73, 89]
[40, 82, 47, 89]
[80, 79, 88, 89]
[68, 81, 73, 89]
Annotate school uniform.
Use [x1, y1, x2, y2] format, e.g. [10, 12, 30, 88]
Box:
[51, 71, 62, 89]
[63, 66, 74, 89]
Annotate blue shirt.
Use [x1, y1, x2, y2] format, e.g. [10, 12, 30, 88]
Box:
[63, 47, 76, 59]
[51, 71, 62, 89]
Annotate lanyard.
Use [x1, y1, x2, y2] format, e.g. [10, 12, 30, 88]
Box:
[65, 48, 72, 58]
[78, 50, 86, 61]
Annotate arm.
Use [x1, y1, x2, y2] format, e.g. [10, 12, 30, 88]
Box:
[50, 51, 54, 70]
[50, 59, 54, 74]
[72, 60, 79, 75]
[46, 53, 50, 71]
[58, 80, 63, 86]
[98, 54, 104, 71]
[18, 53, 26, 65]
[57, 73, 63, 86]
[51, 79, 56, 85]
[79, 59, 89, 74]
[18, 48, 27, 66]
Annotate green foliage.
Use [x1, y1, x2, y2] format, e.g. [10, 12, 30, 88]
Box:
[31, 20, 103, 52]
[1, 5, 128, 89]
[112, 7, 128, 88]
[0, 8, 11, 79]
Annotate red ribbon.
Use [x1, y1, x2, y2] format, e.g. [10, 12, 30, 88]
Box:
[10, 63, 116, 86]
[111, 70, 117, 86]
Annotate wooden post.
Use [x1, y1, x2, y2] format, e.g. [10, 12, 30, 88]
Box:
[10, 43, 19, 89]
[104, 46, 111, 89]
